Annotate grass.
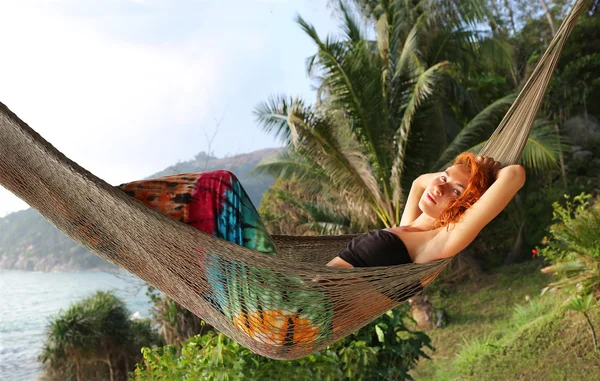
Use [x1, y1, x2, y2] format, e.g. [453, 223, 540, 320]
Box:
[408, 260, 600, 380]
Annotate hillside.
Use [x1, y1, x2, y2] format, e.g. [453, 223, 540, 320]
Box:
[410, 261, 600, 380]
[0, 147, 283, 272]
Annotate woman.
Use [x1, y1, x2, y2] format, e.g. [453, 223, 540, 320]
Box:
[328, 153, 525, 268]
[321, 153, 525, 328]
[115, 152, 525, 349]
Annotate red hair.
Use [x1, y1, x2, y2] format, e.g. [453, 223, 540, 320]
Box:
[433, 153, 497, 229]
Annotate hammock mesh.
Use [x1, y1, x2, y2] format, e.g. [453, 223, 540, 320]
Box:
[0, 0, 587, 360]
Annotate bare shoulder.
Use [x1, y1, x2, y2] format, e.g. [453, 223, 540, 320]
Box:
[386, 226, 443, 264]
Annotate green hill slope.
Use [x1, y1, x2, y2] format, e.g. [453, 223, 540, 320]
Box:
[411, 262, 600, 380]
[0, 148, 282, 272]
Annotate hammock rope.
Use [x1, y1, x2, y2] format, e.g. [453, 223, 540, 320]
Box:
[0, 0, 588, 360]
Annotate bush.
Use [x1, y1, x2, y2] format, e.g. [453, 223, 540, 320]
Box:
[538, 193, 600, 294]
[38, 290, 162, 381]
[132, 306, 432, 381]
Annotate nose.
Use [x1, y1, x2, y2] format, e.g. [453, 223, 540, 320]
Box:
[433, 184, 443, 196]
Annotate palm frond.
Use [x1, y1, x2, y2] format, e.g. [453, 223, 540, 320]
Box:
[478, 36, 515, 75]
[251, 150, 329, 184]
[339, 0, 365, 43]
[521, 121, 567, 175]
[301, 221, 352, 236]
[285, 104, 389, 223]
[254, 95, 298, 145]
[438, 120, 567, 174]
[274, 189, 352, 235]
[376, 12, 389, 62]
[433, 93, 516, 171]
[443, 73, 482, 123]
[394, 15, 422, 80]
[390, 60, 448, 219]
[397, 61, 449, 142]
[299, 14, 396, 193]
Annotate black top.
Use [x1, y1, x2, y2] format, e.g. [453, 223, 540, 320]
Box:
[337, 229, 413, 268]
[337, 229, 422, 302]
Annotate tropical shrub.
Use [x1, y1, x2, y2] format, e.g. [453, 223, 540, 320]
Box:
[132, 306, 432, 381]
[38, 290, 162, 381]
[565, 294, 598, 351]
[145, 285, 212, 348]
[538, 193, 600, 294]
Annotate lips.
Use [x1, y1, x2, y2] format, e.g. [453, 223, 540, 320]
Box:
[426, 193, 437, 204]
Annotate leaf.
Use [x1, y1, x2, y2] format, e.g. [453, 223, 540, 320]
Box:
[375, 325, 385, 343]
[433, 93, 516, 170]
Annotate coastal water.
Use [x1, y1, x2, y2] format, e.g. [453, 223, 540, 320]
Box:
[0, 269, 154, 381]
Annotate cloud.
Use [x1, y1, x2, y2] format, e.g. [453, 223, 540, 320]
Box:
[0, 2, 225, 216]
[0, 0, 338, 217]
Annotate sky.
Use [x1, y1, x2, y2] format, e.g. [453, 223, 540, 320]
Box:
[0, 0, 342, 217]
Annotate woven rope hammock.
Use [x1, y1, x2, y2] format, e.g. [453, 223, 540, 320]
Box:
[0, 0, 587, 360]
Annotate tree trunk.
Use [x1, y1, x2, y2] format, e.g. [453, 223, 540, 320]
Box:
[540, 0, 557, 36]
[505, 222, 527, 265]
[555, 123, 568, 193]
[504, 0, 517, 35]
[584, 312, 599, 351]
[106, 353, 115, 381]
[75, 356, 82, 381]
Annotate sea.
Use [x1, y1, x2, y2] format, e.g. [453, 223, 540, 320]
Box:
[0, 269, 154, 381]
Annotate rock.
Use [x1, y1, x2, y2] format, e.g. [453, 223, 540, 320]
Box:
[435, 310, 448, 328]
[408, 295, 435, 331]
[565, 115, 600, 146]
[573, 150, 593, 161]
[571, 145, 583, 153]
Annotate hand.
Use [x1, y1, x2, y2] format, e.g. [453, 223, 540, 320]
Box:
[476, 156, 500, 179]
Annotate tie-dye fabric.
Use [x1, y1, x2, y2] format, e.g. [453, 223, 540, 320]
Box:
[118, 170, 332, 351]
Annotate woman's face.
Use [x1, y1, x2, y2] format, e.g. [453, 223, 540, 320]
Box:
[419, 165, 471, 219]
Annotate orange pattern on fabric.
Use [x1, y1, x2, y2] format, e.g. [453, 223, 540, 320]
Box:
[118, 174, 197, 222]
[233, 310, 321, 347]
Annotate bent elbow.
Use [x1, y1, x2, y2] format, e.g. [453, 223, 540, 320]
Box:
[504, 164, 526, 187]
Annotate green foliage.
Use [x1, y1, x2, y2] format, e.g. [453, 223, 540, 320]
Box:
[565, 293, 598, 351]
[538, 193, 600, 294]
[510, 298, 554, 328]
[565, 293, 596, 313]
[453, 333, 502, 374]
[38, 290, 162, 381]
[255, 0, 562, 234]
[452, 292, 562, 377]
[145, 285, 211, 347]
[546, 11, 600, 119]
[132, 306, 432, 381]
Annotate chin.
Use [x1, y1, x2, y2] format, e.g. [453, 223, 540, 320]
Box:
[418, 200, 440, 219]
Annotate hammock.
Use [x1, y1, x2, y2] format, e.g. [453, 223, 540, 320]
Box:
[0, 0, 587, 360]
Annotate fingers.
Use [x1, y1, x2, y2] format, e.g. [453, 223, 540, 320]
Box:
[476, 155, 499, 166]
[476, 155, 501, 177]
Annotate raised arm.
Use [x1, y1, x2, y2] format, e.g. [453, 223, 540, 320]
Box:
[399, 172, 443, 226]
[419, 164, 526, 262]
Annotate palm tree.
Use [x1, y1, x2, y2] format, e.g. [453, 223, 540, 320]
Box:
[254, 0, 561, 237]
[38, 311, 93, 381]
[146, 285, 212, 349]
